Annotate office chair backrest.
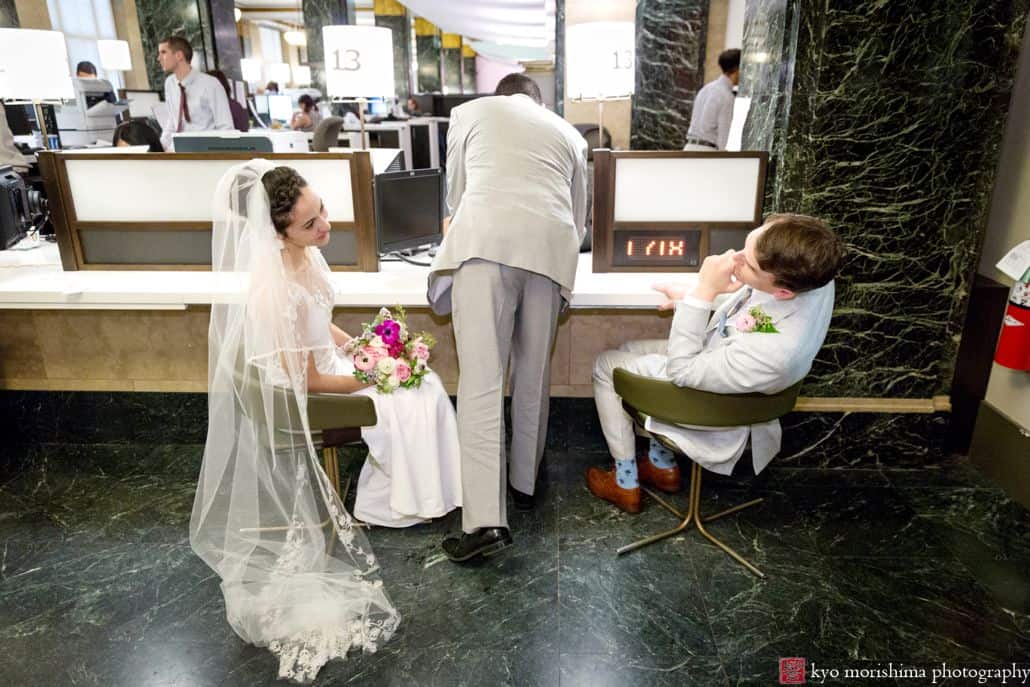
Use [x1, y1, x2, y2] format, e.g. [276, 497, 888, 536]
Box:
[311, 116, 346, 152]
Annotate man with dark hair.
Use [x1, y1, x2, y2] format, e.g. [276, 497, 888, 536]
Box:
[157, 35, 232, 150]
[493, 73, 543, 104]
[428, 73, 588, 562]
[684, 48, 742, 151]
[76, 61, 98, 78]
[587, 214, 845, 513]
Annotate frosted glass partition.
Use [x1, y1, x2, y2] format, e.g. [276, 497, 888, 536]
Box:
[613, 156, 762, 223]
[65, 158, 356, 222]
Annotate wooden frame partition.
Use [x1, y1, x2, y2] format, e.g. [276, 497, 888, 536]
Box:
[592, 149, 769, 273]
[38, 151, 379, 272]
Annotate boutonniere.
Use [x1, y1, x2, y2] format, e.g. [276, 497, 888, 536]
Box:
[735, 306, 779, 333]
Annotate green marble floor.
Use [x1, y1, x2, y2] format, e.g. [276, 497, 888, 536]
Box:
[1, 432, 1028, 686]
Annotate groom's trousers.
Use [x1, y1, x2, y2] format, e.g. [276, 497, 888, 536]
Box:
[451, 259, 562, 533]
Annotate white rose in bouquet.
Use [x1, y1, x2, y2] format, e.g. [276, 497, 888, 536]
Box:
[376, 357, 397, 376]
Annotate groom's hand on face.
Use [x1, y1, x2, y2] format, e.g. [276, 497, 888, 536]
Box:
[694, 250, 746, 303]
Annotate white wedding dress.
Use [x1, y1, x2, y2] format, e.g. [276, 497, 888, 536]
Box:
[279, 249, 462, 528]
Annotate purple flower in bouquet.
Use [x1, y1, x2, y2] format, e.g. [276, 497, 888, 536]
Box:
[388, 341, 405, 358]
[375, 319, 401, 345]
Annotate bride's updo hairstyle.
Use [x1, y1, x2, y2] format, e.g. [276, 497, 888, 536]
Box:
[262, 166, 309, 236]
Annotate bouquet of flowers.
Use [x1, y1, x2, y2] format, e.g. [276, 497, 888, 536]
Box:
[343, 306, 436, 393]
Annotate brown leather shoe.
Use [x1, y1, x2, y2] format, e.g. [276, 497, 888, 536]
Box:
[586, 467, 641, 514]
[636, 455, 681, 493]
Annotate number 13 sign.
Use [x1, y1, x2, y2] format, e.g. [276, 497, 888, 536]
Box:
[322, 25, 395, 98]
[566, 21, 636, 100]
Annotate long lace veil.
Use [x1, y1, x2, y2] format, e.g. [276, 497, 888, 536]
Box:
[190, 159, 399, 683]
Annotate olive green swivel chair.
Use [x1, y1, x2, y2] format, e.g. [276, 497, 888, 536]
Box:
[238, 360, 377, 505]
[613, 368, 803, 578]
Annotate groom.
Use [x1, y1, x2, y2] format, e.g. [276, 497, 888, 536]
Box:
[587, 214, 844, 511]
[427, 74, 588, 561]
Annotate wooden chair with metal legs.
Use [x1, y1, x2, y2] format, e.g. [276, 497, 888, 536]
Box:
[612, 368, 803, 579]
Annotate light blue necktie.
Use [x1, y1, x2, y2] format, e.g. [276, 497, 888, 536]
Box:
[716, 288, 753, 337]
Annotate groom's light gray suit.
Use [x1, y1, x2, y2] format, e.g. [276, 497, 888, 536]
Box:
[594, 282, 835, 475]
[428, 94, 588, 532]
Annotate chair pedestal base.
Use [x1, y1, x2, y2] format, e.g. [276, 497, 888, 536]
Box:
[616, 462, 766, 579]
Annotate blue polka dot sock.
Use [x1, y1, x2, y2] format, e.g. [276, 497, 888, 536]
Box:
[648, 438, 677, 469]
[614, 457, 639, 489]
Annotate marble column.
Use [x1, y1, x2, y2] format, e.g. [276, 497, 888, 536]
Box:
[414, 17, 442, 93]
[554, 0, 565, 115]
[441, 33, 462, 94]
[304, 0, 356, 95]
[462, 43, 477, 94]
[0, 0, 19, 27]
[374, 0, 410, 101]
[739, 0, 1029, 465]
[206, 0, 242, 80]
[630, 0, 710, 150]
[134, 0, 216, 92]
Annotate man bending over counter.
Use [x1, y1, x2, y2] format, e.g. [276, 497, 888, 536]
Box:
[587, 214, 845, 513]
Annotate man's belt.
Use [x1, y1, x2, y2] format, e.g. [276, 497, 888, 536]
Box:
[685, 137, 718, 149]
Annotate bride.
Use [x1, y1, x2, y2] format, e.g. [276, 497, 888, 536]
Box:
[190, 160, 461, 683]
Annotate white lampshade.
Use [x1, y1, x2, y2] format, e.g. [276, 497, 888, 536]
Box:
[234, 8, 242, 22]
[240, 58, 262, 83]
[293, 65, 312, 86]
[0, 28, 74, 100]
[98, 39, 132, 71]
[322, 25, 395, 98]
[266, 62, 292, 85]
[284, 30, 307, 47]
[566, 21, 636, 99]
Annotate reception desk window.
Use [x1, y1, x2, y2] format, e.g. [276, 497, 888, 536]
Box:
[592, 150, 769, 273]
[38, 151, 379, 271]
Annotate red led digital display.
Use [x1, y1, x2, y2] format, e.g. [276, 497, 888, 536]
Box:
[612, 230, 700, 267]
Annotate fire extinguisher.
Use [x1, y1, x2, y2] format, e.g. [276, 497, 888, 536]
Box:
[995, 268, 1030, 371]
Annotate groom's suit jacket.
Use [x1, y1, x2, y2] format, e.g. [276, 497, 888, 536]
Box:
[636, 282, 835, 475]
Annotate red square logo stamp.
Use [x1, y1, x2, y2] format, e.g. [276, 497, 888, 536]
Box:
[779, 657, 806, 684]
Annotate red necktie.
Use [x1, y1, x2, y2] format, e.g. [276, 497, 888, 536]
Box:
[177, 83, 191, 132]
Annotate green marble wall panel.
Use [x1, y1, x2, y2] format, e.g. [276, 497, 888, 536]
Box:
[442, 48, 461, 94]
[375, 13, 410, 100]
[135, 0, 215, 91]
[741, 0, 1028, 402]
[0, 0, 18, 27]
[630, 0, 709, 150]
[416, 34, 442, 92]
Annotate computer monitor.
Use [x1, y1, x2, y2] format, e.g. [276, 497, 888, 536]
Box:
[123, 90, 162, 119]
[375, 168, 444, 253]
[267, 94, 293, 122]
[254, 95, 269, 114]
[173, 135, 274, 153]
[367, 97, 388, 116]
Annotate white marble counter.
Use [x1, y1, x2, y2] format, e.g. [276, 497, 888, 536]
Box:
[0, 241, 698, 310]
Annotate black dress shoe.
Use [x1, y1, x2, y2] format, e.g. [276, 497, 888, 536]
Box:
[509, 485, 535, 511]
[441, 527, 513, 563]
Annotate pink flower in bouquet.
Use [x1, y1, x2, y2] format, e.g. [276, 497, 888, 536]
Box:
[375, 319, 401, 345]
[395, 360, 412, 382]
[354, 351, 376, 372]
[388, 341, 405, 358]
[412, 341, 430, 361]
[735, 313, 757, 333]
[362, 345, 385, 363]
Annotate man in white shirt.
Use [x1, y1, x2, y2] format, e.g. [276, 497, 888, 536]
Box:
[586, 214, 844, 513]
[157, 36, 233, 151]
[429, 74, 588, 562]
[683, 48, 740, 151]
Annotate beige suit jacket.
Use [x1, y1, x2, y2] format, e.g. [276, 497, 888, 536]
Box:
[427, 94, 588, 314]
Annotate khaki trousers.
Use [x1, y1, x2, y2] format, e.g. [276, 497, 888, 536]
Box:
[452, 259, 562, 533]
